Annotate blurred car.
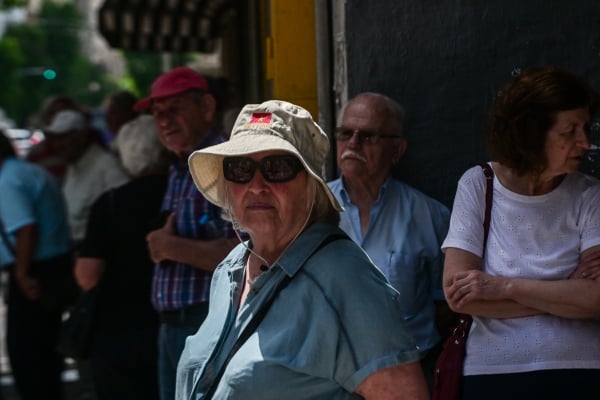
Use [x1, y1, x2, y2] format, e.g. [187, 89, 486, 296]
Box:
[5, 128, 44, 158]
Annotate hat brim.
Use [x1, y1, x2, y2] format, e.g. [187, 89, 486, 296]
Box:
[133, 86, 199, 111]
[188, 131, 342, 212]
[133, 97, 153, 112]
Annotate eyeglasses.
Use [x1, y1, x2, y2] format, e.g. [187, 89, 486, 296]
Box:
[223, 155, 304, 183]
[334, 127, 402, 144]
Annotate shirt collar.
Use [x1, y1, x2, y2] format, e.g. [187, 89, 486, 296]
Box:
[172, 128, 223, 171]
[274, 222, 338, 277]
[339, 175, 392, 206]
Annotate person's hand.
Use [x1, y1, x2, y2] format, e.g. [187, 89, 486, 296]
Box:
[15, 272, 41, 301]
[570, 250, 600, 280]
[74, 266, 98, 291]
[146, 213, 175, 264]
[74, 258, 105, 291]
[447, 270, 508, 308]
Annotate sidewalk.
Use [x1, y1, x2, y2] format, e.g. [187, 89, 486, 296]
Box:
[1, 367, 90, 400]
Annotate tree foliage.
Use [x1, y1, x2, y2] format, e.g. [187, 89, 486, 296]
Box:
[123, 51, 198, 98]
[0, 36, 25, 123]
[1, 0, 27, 9]
[0, 1, 202, 127]
[0, 0, 118, 126]
[123, 51, 165, 98]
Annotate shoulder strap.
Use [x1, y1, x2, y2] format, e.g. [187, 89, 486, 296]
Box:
[479, 162, 494, 253]
[457, 163, 494, 327]
[203, 232, 349, 399]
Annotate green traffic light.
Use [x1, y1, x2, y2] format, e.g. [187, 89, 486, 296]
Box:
[43, 69, 57, 80]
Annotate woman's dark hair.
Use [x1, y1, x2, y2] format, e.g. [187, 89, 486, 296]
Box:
[487, 67, 599, 176]
[0, 130, 17, 158]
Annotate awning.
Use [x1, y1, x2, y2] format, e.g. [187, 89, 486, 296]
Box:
[98, 0, 234, 53]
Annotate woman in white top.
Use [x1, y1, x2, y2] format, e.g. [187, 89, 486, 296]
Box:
[442, 66, 600, 399]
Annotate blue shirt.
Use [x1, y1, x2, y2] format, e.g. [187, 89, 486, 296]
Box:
[151, 131, 237, 311]
[0, 157, 71, 265]
[176, 222, 420, 400]
[328, 177, 450, 355]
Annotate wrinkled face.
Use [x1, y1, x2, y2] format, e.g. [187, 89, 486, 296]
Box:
[226, 150, 310, 244]
[543, 107, 591, 178]
[336, 96, 406, 184]
[151, 92, 213, 157]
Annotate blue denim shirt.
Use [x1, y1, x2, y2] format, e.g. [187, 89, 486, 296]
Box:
[176, 222, 420, 400]
[328, 177, 450, 356]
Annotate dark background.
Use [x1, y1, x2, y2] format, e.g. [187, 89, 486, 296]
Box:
[344, 0, 600, 207]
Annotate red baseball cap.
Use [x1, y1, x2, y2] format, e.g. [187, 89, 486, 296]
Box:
[133, 67, 209, 111]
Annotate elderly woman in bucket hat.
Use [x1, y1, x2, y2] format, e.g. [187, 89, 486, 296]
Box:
[176, 100, 428, 400]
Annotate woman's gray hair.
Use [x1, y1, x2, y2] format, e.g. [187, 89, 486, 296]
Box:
[307, 177, 340, 226]
[112, 115, 170, 177]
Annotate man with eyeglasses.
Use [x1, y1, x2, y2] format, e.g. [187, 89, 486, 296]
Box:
[136, 67, 239, 400]
[327, 92, 452, 394]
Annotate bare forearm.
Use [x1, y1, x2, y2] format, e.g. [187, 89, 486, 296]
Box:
[448, 269, 600, 319]
[512, 244, 600, 318]
[505, 278, 600, 318]
[74, 258, 105, 291]
[449, 298, 541, 318]
[356, 362, 429, 400]
[444, 247, 600, 319]
[14, 224, 36, 277]
[14, 224, 41, 299]
[443, 248, 537, 318]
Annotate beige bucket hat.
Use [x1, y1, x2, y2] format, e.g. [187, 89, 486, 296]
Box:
[188, 100, 342, 212]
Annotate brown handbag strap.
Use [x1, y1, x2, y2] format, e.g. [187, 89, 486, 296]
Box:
[479, 162, 494, 252]
[458, 164, 494, 327]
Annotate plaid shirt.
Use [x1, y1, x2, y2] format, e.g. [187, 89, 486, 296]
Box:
[151, 130, 236, 311]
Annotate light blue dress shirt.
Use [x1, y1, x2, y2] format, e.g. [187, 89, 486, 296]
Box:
[0, 157, 71, 266]
[328, 177, 450, 355]
[176, 222, 420, 400]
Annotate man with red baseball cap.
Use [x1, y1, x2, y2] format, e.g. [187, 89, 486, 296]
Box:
[133, 67, 209, 112]
[138, 66, 238, 400]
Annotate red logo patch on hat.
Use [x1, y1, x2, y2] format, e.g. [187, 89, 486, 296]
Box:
[250, 113, 272, 124]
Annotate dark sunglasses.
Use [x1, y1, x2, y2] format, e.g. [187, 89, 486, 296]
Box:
[223, 155, 304, 183]
[334, 127, 402, 144]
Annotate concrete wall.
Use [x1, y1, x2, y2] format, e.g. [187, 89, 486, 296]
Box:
[341, 0, 600, 207]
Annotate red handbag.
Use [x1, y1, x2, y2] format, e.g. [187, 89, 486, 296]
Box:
[432, 314, 472, 400]
[432, 163, 493, 400]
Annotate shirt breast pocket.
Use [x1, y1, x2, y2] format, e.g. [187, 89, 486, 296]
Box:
[373, 251, 427, 320]
[179, 194, 224, 239]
